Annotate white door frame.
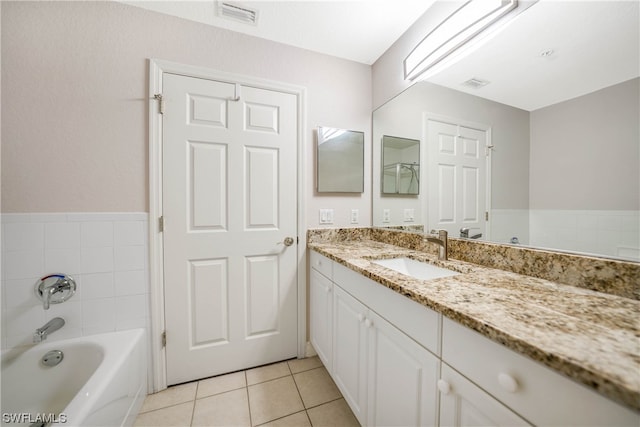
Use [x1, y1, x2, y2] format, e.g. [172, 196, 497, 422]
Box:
[148, 59, 307, 392]
[423, 112, 492, 240]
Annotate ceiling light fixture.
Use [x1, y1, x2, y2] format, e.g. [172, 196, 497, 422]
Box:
[404, 0, 537, 81]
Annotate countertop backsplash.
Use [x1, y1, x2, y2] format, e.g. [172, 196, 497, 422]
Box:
[308, 227, 640, 300]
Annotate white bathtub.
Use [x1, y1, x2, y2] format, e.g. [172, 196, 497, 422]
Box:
[1, 329, 147, 427]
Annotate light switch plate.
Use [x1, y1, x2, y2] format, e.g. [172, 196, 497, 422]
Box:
[382, 209, 391, 223]
[404, 209, 415, 222]
[319, 209, 334, 224]
[350, 209, 359, 224]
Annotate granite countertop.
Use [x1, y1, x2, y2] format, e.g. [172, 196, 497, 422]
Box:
[308, 239, 640, 412]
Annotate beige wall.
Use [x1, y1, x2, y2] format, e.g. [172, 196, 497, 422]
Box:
[530, 78, 640, 210]
[1, 1, 372, 228]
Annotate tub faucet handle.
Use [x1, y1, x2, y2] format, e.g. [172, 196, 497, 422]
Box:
[35, 274, 77, 310]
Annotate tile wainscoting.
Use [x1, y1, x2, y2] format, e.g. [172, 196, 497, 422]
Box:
[1, 212, 150, 350]
[491, 209, 639, 261]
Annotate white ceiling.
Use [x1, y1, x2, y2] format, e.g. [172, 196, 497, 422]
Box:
[119, 0, 436, 65]
[121, 0, 639, 111]
[426, 0, 640, 111]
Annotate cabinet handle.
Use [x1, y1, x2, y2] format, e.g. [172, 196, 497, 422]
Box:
[357, 313, 365, 322]
[437, 379, 451, 395]
[364, 318, 373, 328]
[325, 286, 331, 293]
[498, 373, 519, 393]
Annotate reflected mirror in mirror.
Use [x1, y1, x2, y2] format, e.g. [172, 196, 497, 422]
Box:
[372, 1, 639, 262]
[382, 135, 420, 195]
[317, 126, 364, 193]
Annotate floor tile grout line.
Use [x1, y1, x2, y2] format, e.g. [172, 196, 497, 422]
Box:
[252, 409, 309, 427]
[195, 385, 247, 401]
[304, 396, 345, 411]
[290, 363, 310, 413]
[245, 370, 254, 427]
[189, 381, 199, 426]
[138, 398, 195, 415]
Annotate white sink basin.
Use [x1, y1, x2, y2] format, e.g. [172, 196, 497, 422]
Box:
[373, 257, 460, 280]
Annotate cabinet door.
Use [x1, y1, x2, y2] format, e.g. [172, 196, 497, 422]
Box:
[333, 285, 368, 425]
[439, 364, 531, 427]
[310, 268, 333, 371]
[367, 310, 440, 427]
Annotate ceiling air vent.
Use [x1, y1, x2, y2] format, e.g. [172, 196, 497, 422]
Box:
[217, 2, 259, 25]
[462, 78, 490, 89]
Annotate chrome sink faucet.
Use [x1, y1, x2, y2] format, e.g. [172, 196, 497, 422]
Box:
[460, 227, 483, 239]
[427, 229, 448, 260]
[33, 317, 65, 343]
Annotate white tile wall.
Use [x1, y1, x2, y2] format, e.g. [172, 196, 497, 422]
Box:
[530, 210, 640, 261]
[1, 213, 150, 350]
[490, 209, 530, 245]
[490, 209, 640, 261]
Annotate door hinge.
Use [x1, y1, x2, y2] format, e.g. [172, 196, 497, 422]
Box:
[154, 93, 165, 114]
[159, 216, 164, 232]
[485, 144, 494, 156]
[485, 211, 489, 221]
[162, 331, 167, 348]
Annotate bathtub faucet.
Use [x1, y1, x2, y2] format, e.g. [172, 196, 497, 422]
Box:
[33, 317, 65, 343]
[40, 276, 75, 310]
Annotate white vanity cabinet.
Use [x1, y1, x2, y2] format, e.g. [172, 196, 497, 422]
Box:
[438, 363, 531, 426]
[309, 252, 334, 371]
[366, 309, 439, 427]
[442, 317, 639, 427]
[332, 285, 368, 424]
[332, 284, 440, 426]
[309, 250, 639, 427]
[310, 251, 440, 426]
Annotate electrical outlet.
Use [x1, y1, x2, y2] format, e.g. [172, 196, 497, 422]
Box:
[382, 209, 391, 223]
[350, 209, 359, 224]
[319, 209, 334, 224]
[403, 209, 415, 222]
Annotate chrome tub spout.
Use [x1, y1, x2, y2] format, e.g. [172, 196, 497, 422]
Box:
[33, 317, 65, 343]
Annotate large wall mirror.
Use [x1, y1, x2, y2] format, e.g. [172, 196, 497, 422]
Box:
[373, 1, 639, 261]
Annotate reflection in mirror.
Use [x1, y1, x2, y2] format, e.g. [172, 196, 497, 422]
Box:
[317, 126, 364, 193]
[382, 136, 420, 195]
[373, 1, 639, 261]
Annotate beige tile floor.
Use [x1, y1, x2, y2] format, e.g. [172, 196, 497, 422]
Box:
[134, 356, 360, 427]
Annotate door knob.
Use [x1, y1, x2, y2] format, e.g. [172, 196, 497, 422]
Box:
[283, 237, 295, 246]
[437, 379, 451, 395]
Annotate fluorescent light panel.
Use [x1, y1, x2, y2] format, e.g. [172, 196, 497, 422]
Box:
[404, 0, 517, 81]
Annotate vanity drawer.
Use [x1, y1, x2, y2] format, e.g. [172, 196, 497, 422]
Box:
[442, 317, 638, 426]
[310, 250, 333, 280]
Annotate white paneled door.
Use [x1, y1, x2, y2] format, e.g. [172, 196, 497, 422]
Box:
[426, 116, 490, 240]
[162, 73, 299, 385]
